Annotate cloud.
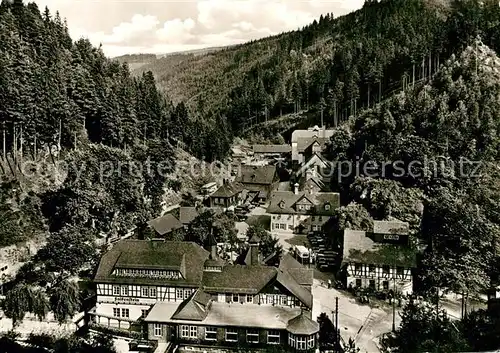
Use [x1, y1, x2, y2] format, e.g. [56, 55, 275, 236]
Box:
[156, 18, 196, 44]
[48, 0, 364, 57]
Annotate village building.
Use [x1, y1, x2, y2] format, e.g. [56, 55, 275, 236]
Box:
[147, 213, 184, 237]
[252, 144, 292, 160]
[92, 235, 319, 353]
[178, 207, 200, 229]
[209, 181, 243, 209]
[340, 220, 416, 295]
[235, 165, 279, 203]
[291, 126, 334, 165]
[294, 152, 332, 193]
[267, 186, 340, 234]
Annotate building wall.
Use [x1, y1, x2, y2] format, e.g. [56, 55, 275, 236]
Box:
[149, 323, 291, 348]
[210, 292, 302, 308]
[345, 263, 413, 295]
[271, 214, 331, 234]
[95, 283, 196, 322]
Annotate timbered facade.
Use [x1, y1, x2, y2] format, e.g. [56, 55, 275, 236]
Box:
[92, 238, 316, 351]
[341, 221, 417, 295]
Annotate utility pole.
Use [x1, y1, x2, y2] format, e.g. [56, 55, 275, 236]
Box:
[392, 246, 396, 332]
[335, 297, 339, 351]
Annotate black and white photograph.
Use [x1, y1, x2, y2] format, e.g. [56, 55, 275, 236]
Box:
[0, 0, 499, 352]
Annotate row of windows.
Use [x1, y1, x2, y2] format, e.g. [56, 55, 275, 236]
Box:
[153, 325, 281, 344]
[354, 264, 405, 275]
[217, 293, 294, 306]
[289, 334, 315, 350]
[112, 308, 130, 318]
[272, 223, 292, 230]
[112, 268, 181, 279]
[108, 285, 193, 300]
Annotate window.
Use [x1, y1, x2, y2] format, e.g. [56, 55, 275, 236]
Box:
[355, 279, 362, 287]
[288, 224, 293, 230]
[383, 265, 390, 274]
[383, 281, 389, 290]
[397, 267, 404, 276]
[154, 324, 162, 337]
[246, 329, 259, 343]
[232, 294, 239, 302]
[113, 308, 120, 317]
[205, 326, 217, 340]
[176, 289, 183, 299]
[180, 325, 197, 338]
[246, 295, 253, 303]
[141, 309, 148, 318]
[267, 330, 280, 344]
[113, 286, 120, 295]
[150, 288, 157, 298]
[368, 265, 375, 273]
[311, 216, 316, 221]
[280, 224, 286, 230]
[226, 328, 238, 342]
[318, 216, 322, 221]
[325, 204, 330, 211]
[280, 296, 287, 305]
[289, 334, 295, 347]
[307, 335, 315, 349]
[121, 286, 128, 296]
[184, 289, 191, 299]
[369, 280, 375, 289]
[121, 308, 129, 318]
[142, 287, 149, 297]
[296, 336, 306, 350]
[355, 263, 362, 272]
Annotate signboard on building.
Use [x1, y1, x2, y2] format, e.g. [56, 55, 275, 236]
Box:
[367, 232, 409, 245]
[114, 297, 140, 304]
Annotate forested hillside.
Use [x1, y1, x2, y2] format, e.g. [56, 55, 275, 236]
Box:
[134, 0, 500, 156]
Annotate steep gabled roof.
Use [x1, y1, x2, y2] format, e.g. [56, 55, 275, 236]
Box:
[276, 269, 313, 308]
[279, 253, 314, 287]
[267, 191, 340, 215]
[172, 289, 211, 321]
[236, 165, 277, 185]
[296, 153, 331, 177]
[211, 182, 243, 198]
[94, 240, 210, 286]
[202, 265, 277, 294]
[147, 213, 183, 235]
[342, 229, 417, 268]
[179, 207, 199, 225]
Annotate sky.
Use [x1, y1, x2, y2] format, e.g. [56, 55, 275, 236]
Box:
[32, 0, 364, 58]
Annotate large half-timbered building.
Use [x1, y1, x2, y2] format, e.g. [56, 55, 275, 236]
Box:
[92, 235, 319, 352]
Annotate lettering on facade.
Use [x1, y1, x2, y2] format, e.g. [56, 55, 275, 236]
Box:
[114, 297, 140, 304]
[383, 234, 400, 241]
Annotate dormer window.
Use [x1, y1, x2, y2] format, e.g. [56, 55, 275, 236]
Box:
[324, 204, 331, 211]
[279, 200, 285, 209]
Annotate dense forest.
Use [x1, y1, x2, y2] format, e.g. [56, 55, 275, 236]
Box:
[134, 0, 500, 154]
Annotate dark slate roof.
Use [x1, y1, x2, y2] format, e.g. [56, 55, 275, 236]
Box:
[279, 253, 314, 287]
[211, 182, 243, 198]
[147, 213, 183, 235]
[253, 145, 291, 154]
[179, 207, 199, 225]
[202, 265, 277, 294]
[236, 165, 277, 185]
[94, 240, 210, 287]
[171, 289, 211, 321]
[267, 191, 340, 215]
[297, 137, 329, 153]
[276, 269, 313, 308]
[342, 230, 417, 268]
[286, 312, 319, 335]
[373, 220, 409, 235]
[297, 153, 331, 177]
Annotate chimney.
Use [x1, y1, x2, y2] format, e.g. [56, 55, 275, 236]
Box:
[206, 230, 218, 260]
[248, 234, 261, 266]
[294, 183, 299, 195]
